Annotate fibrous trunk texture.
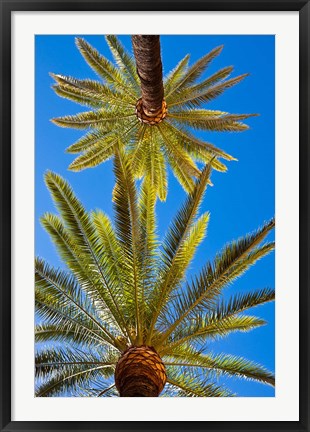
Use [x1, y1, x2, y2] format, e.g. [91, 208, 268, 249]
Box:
[131, 35, 165, 117]
[115, 346, 167, 397]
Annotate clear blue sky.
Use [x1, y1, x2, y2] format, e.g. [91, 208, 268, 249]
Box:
[35, 34, 275, 397]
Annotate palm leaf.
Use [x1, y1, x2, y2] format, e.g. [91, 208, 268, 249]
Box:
[167, 110, 255, 132]
[158, 122, 201, 178]
[165, 45, 224, 99]
[52, 108, 135, 130]
[139, 177, 158, 292]
[35, 258, 120, 344]
[168, 73, 249, 108]
[146, 164, 212, 342]
[163, 54, 190, 95]
[66, 121, 138, 171]
[51, 73, 132, 108]
[35, 323, 104, 348]
[105, 35, 140, 92]
[75, 37, 136, 101]
[165, 366, 233, 397]
[113, 146, 143, 342]
[164, 349, 275, 386]
[163, 121, 231, 172]
[43, 172, 131, 335]
[157, 220, 275, 346]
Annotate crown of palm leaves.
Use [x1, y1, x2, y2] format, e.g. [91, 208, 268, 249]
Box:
[51, 35, 256, 200]
[35, 147, 275, 397]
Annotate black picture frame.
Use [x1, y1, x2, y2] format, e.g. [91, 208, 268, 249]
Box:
[1, 0, 309, 431]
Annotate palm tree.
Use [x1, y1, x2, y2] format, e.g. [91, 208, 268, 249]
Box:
[51, 35, 256, 200]
[35, 149, 275, 397]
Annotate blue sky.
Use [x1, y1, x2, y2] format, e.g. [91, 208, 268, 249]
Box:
[35, 34, 275, 397]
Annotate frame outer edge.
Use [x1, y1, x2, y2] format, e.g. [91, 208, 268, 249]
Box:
[299, 1, 310, 432]
[2, 0, 309, 431]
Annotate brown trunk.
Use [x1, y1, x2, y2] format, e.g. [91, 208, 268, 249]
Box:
[114, 345, 167, 397]
[131, 35, 165, 118]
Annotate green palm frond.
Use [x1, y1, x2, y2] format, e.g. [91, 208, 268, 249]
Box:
[66, 130, 112, 154]
[163, 54, 190, 95]
[146, 164, 212, 342]
[129, 126, 168, 200]
[35, 323, 104, 348]
[167, 73, 249, 108]
[35, 346, 116, 397]
[51, 73, 132, 108]
[164, 45, 224, 98]
[52, 108, 135, 130]
[105, 35, 140, 91]
[35, 259, 120, 345]
[51, 36, 255, 199]
[155, 220, 275, 346]
[68, 121, 138, 171]
[164, 347, 275, 386]
[165, 366, 233, 397]
[68, 134, 117, 171]
[139, 178, 158, 292]
[162, 315, 266, 354]
[43, 172, 138, 339]
[193, 65, 234, 89]
[158, 122, 201, 178]
[167, 110, 255, 132]
[35, 293, 115, 349]
[113, 145, 143, 342]
[35, 346, 116, 379]
[75, 37, 137, 101]
[161, 121, 233, 172]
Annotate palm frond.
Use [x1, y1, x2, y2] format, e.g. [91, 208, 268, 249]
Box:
[162, 315, 266, 354]
[192, 65, 234, 89]
[92, 210, 134, 343]
[68, 121, 138, 171]
[35, 323, 104, 348]
[164, 349, 275, 386]
[35, 294, 115, 349]
[156, 220, 275, 346]
[35, 347, 115, 397]
[168, 73, 249, 108]
[35, 346, 116, 379]
[105, 35, 140, 92]
[113, 145, 143, 342]
[43, 172, 131, 335]
[165, 366, 233, 397]
[97, 383, 118, 397]
[164, 121, 236, 168]
[129, 126, 168, 200]
[165, 45, 223, 99]
[139, 177, 158, 292]
[75, 37, 136, 101]
[35, 258, 120, 344]
[66, 130, 110, 154]
[167, 110, 255, 132]
[68, 134, 117, 171]
[158, 122, 201, 178]
[163, 54, 190, 95]
[146, 164, 212, 342]
[51, 73, 132, 108]
[51, 108, 135, 130]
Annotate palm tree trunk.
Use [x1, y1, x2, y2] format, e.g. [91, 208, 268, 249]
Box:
[115, 345, 167, 397]
[131, 35, 164, 117]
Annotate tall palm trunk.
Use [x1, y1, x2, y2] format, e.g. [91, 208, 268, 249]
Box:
[115, 346, 167, 397]
[131, 35, 165, 117]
